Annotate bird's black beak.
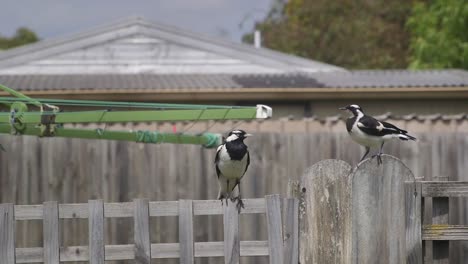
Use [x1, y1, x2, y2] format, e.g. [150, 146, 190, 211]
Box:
[339, 106, 348, 111]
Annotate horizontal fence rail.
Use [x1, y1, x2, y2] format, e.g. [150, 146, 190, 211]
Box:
[419, 181, 468, 264]
[0, 195, 299, 264]
[421, 181, 468, 241]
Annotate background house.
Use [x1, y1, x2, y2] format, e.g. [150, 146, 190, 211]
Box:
[0, 17, 467, 119]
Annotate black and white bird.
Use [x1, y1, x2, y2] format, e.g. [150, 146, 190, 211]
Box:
[215, 130, 251, 211]
[340, 104, 416, 164]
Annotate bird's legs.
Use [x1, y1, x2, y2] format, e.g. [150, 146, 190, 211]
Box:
[359, 147, 370, 162]
[230, 181, 244, 213]
[371, 142, 385, 165]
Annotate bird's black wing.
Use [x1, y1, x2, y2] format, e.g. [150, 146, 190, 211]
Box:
[358, 115, 407, 136]
[357, 115, 392, 136]
[381, 121, 407, 134]
[214, 145, 222, 178]
[242, 151, 250, 177]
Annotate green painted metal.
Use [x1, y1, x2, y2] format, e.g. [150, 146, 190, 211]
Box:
[0, 124, 221, 148]
[0, 96, 253, 110]
[0, 108, 257, 124]
[0, 84, 42, 107]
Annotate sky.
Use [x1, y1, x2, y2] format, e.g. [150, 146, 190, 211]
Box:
[0, 0, 273, 43]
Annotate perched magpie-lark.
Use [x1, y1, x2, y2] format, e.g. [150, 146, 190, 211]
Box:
[340, 104, 416, 165]
[215, 130, 251, 212]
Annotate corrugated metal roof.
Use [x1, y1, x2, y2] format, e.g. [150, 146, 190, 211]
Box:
[0, 70, 467, 91]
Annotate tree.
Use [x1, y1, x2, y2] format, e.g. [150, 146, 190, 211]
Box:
[407, 0, 468, 69]
[243, 0, 413, 69]
[0, 27, 39, 50]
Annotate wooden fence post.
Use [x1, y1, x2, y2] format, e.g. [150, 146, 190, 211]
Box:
[223, 201, 239, 264]
[405, 182, 423, 264]
[283, 197, 299, 264]
[179, 199, 194, 264]
[266, 194, 284, 264]
[432, 197, 449, 264]
[43, 201, 60, 264]
[134, 199, 151, 264]
[0, 203, 15, 264]
[298, 159, 352, 264]
[89, 200, 105, 264]
[351, 155, 415, 264]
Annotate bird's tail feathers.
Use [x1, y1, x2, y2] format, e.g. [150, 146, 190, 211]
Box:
[398, 133, 416, 141]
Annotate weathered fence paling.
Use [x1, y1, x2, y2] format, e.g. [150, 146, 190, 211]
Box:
[296, 157, 468, 264]
[0, 195, 298, 264]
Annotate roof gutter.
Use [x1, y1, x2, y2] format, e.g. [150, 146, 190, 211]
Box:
[2, 87, 467, 101]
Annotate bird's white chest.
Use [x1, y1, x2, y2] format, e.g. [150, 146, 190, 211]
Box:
[349, 120, 382, 147]
[217, 147, 248, 180]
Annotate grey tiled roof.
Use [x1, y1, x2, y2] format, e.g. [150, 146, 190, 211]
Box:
[0, 70, 467, 91]
[312, 70, 468, 88]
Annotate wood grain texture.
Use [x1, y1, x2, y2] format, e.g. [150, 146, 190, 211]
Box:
[178, 199, 194, 264]
[423, 225, 468, 240]
[134, 199, 151, 264]
[0, 203, 15, 264]
[223, 202, 240, 264]
[299, 159, 352, 264]
[405, 182, 423, 264]
[422, 181, 468, 197]
[283, 198, 299, 264]
[351, 155, 415, 264]
[432, 197, 449, 264]
[43, 201, 59, 264]
[13, 241, 269, 262]
[265, 194, 284, 264]
[88, 200, 105, 264]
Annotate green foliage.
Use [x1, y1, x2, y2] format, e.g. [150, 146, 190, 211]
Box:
[0, 27, 39, 50]
[407, 0, 468, 69]
[243, 0, 413, 69]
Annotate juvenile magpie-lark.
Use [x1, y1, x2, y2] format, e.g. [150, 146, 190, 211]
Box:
[215, 129, 251, 212]
[340, 104, 416, 165]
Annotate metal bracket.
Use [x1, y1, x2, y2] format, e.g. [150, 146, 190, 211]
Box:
[38, 104, 60, 137]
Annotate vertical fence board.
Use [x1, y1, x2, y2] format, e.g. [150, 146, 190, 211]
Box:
[405, 182, 423, 264]
[0, 204, 15, 264]
[89, 200, 105, 264]
[433, 197, 449, 264]
[179, 200, 194, 264]
[223, 202, 240, 264]
[283, 198, 299, 264]
[351, 155, 415, 264]
[266, 194, 284, 264]
[299, 159, 352, 264]
[134, 199, 151, 264]
[43, 201, 59, 264]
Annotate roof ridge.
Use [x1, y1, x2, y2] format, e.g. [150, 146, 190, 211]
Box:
[0, 16, 343, 73]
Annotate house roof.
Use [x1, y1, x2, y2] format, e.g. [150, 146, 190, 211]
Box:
[0, 16, 343, 74]
[0, 70, 466, 92]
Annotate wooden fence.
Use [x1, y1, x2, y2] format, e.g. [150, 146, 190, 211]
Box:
[3, 155, 468, 263]
[0, 195, 299, 264]
[422, 182, 468, 263]
[291, 156, 468, 264]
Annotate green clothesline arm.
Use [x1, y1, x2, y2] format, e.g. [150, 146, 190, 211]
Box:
[0, 84, 42, 108]
[0, 124, 222, 148]
[0, 106, 271, 124]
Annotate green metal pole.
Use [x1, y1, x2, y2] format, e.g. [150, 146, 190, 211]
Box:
[0, 108, 258, 124]
[0, 84, 42, 107]
[0, 124, 221, 148]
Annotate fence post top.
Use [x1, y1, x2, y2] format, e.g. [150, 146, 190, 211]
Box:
[351, 154, 416, 181]
[302, 159, 352, 181]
